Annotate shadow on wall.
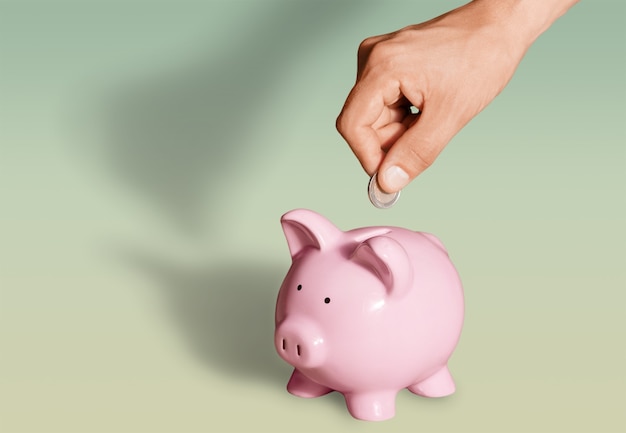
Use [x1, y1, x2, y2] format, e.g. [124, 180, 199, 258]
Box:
[101, 0, 372, 402]
[103, 0, 367, 235]
[118, 248, 289, 386]
[115, 248, 356, 417]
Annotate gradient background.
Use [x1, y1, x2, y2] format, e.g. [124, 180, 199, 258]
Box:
[1, 1, 624, 432]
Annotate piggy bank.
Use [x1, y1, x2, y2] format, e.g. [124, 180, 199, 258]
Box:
[274, 209, 464, 421]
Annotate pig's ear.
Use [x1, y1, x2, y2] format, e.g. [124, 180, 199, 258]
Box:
[280, 209, 342, 258]
[352, 236, 413, 299]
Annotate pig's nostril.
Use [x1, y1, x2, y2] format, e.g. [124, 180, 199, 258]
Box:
[282, 339, 286, 351]
[296, 345, 301, 356]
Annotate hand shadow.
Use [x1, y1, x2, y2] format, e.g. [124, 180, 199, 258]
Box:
[118, 248, 290, 386]
[102, 0, 368, 235]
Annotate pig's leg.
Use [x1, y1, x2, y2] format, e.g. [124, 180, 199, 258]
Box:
[287, 368, 332, 398]
[408, 365, 456, 397]
[344, 391, 397, 421]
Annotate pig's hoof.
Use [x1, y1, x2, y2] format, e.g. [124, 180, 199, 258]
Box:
[286, 369, 332, 398]
[344, 391, 396, 421]
[408, 365, 456, 398]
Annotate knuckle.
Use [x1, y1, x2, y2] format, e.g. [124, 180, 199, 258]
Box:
[335, 111, 350, 133]
[406, 140, 438, 169]
[367, 39, 391, 62]
[335, 113, 347, 135]
[357, 36, 378, 54]
[358, 35, 398, 65]
[335, 111, 356, 141]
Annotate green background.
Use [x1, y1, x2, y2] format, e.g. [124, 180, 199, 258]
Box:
[1, 1, 624, 432]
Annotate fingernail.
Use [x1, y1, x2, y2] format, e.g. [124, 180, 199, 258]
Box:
[382, 165, 409, 192]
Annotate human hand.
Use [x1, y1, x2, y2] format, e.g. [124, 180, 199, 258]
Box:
[336, 0, 577, 193]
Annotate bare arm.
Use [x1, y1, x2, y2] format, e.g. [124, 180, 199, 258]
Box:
[336, 0, 579, 193]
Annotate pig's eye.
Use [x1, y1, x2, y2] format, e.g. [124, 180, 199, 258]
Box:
[324, 297, 331, 304]
[297, 284, 302, 291]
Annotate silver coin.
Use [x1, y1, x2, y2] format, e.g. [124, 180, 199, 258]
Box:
[368, 172, 400, 209]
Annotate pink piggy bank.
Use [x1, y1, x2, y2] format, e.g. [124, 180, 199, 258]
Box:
[274, 209, 464, 421]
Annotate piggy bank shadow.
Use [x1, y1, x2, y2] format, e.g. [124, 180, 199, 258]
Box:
[119, 249, 290, 386]
[116, 248, 446, 417]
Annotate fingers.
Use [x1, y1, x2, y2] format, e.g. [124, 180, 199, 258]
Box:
[336, 82, 392, 175]
[376, 105, 460, 193]
[337, 75, 456, 194]
[337, 74, 421, 176]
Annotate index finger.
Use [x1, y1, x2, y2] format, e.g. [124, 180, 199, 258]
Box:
[336, 78, 400, 175]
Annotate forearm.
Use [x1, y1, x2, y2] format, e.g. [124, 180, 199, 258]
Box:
[470, 0, 579, 48]
[337, 0, 580, 190]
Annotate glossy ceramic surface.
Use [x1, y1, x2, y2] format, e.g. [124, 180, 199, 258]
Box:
[275, 209, 464, 421]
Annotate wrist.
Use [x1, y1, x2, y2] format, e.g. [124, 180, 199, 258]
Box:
[472, 0, 579, 49]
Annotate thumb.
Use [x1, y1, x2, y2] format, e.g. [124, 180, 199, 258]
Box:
[377, 107, 461, 193]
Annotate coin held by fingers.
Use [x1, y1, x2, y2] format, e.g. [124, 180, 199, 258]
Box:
[368, 172, 400, 209]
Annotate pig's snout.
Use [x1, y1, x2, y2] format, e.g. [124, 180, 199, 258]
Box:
[275, 318, 326, 369]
